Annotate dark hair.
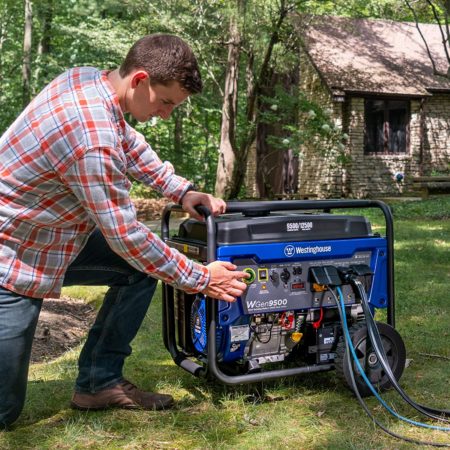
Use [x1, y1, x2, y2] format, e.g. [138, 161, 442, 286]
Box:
[119, 34, 203, 94]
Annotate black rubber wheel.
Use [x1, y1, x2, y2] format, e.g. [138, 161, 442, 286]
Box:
[335, 321, 406, 397]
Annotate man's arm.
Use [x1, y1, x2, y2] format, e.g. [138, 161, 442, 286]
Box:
[118, 125, 248, 299]
[124, 125, 193, 204]
[61, 146, 248, 301]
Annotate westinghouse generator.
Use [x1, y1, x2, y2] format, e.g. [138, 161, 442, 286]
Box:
[161, 199, 450, 447]
[161, 199, 406, 394]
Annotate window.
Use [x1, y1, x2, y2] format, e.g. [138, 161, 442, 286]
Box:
[364, 99, 409, 154]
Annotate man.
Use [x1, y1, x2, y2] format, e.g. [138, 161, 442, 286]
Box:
[0, 34, 248, 428]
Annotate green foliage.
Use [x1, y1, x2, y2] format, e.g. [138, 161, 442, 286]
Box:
[260, 86, 350, 166]
[0, 1, 138, 133]
[129, 181, 157, 199]
[0, 0, 26, 128]
[302, 0, 424, 21]
[0, 0, 224, 192]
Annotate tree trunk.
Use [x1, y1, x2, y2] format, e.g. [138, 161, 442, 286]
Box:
[227, 0, 291, 199]
[174, 110, 183, 164]
[37, 0, 52, 55]
[214, 13, 240, 198]
[35, 0, 53, 86]
[256, 70, 300, 198]
[202, 110, 212, 192]
[22, 0, 32, 107]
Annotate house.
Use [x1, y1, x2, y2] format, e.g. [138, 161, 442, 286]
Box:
[296, 15, 450, 198]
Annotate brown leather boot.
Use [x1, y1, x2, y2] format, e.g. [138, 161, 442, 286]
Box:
[70, 379, 174, 411]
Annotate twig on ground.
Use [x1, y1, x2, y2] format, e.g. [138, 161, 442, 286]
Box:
[419, 352, 450, 361]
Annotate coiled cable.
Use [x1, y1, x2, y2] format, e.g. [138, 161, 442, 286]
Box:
[332, 286, 450, 447]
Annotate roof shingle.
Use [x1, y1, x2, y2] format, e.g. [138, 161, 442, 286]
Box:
[298, 15, 450, 96]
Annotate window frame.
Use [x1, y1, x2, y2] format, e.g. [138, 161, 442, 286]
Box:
[363, 97, 411, 155]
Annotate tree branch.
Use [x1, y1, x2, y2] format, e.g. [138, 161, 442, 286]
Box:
[426, 0, 450, 65]
[443, 0, 450, 48]
[405, 0, 447, 77]
[419, 352, 450, 361]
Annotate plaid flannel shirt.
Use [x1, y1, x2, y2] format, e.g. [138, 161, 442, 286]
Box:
[0, 67, 210, 299]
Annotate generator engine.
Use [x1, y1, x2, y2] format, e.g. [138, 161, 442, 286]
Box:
[186, 298, 353, 370]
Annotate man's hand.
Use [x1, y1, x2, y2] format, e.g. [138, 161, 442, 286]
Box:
[181, 191, 226, 221]
[202, 261, 249, 302]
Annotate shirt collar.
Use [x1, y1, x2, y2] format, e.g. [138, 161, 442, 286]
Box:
[97, 70, 127, 137]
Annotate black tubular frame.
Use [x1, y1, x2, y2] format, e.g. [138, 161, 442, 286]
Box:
[161, 199, 395, 385]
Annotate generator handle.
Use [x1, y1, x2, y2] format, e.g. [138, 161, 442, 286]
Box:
[160, 203, 215, 378]
[161, 203, 183, 240]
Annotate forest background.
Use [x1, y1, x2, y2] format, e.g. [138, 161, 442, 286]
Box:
[0, 0, 444, 199]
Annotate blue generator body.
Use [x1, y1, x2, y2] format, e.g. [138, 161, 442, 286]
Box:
[162, 200, 396, 384]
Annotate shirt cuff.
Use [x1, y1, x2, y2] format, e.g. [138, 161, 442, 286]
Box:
[178, 184, 196, 205]
[182, 261, 210, 294]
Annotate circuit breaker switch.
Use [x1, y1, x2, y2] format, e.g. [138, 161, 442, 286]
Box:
[258, 268, 268, 281]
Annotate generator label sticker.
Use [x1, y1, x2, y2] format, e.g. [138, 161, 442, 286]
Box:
[286, 221, 313, 232]
[230, 325, 250, 342]
[183, 244, 200, 255]
[169, 242, 200, 256]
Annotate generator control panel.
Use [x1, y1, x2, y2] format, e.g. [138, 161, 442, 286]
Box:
[235, 251, 372, 314]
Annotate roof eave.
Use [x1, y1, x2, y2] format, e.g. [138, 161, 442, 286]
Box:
[426, 87, 450, 94]
[344, 89, 430, 98]
[329, 87, 434, 101]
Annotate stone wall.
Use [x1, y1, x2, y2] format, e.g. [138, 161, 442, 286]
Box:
[344, 98, 417, 197]
[298, 48, 345, 198]
[423, 94, 450, 173]
[345, 95, 450, 197]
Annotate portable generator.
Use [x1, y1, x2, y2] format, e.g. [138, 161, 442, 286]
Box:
[161, 200, 406, 394]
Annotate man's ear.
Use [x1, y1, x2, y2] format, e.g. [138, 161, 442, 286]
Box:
[130, 70, 149, 88]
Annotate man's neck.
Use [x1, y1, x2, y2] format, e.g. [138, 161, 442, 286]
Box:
[107, 69, 128, 113]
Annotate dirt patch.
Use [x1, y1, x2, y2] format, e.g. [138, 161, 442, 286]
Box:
[31, 297, 97, 363]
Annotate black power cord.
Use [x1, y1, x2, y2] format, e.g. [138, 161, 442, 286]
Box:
[331, 286, 450, 448]
[352, 278, 450, 421]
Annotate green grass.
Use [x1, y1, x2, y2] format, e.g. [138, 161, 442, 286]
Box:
[1, 197, 449, 449]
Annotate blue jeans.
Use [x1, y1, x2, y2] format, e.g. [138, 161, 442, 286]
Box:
[0, 229, 157, 428]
